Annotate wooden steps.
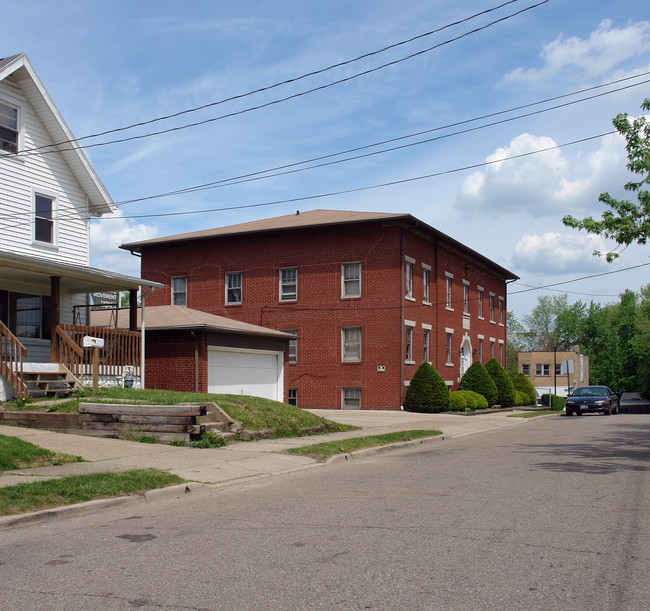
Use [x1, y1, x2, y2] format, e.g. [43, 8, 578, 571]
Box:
[22, 363, 81, 398]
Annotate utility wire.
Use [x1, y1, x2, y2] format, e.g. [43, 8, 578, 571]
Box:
[11, 0, 549, 157]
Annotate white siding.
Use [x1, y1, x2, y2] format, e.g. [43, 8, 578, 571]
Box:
[0, 75, 90, 265]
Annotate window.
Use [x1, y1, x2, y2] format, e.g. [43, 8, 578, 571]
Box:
[405, 259, 414, 299]
[498, 297, 504, 325]
[0, 290, 51, 340]
[555, 364, 562, 375]
[0, 101, 18, 153]
[281, 329, 298, 363]
[499, 342, 503, 364]
[478, 287, 484, 318]
[342, 387, 361, 409]
[280, 267, 297, 301]
[423, 328, 430, 362]
[34, 194, 55, 244]
[171, 276, 187, 306]
[463, 281, 470, 314]
[422, 265, 431, 303]
[288, 388, 298, 407]
[225, 272, 242, 304]
[489, 293, 495, 322]
[405, 326, 413, 362]
[536, 364, 551, 376]
[446, 273, 453, 309]
[490, 340, 495, 359]
[479, 337, 484, 361]
[446, 332, 453, 364]
[342, 262, 361, 298]
[342, 326, 361, 362]
[522, 364, 530, 376]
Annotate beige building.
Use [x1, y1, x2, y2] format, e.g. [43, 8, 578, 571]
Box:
[518, 345, 590, 397]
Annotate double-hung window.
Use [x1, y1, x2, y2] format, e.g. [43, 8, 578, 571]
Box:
[522, 364, 530, 376]
[288, 388, 298, 407]
[225, 272, 242, 304]
[489, 293, 495, 322]
[171, 276, 187, 306]
[422, 264, 431, 304]
[446, 332, 453, 365]
[341, 262, 361, 298]
[405, 258, 414, 300]
[445, 273, 453, 310]
[342, 387, 361, 409]
[463, 281, 470, 314]
[478, 287, 484, 319]
[34, 194, 55, 244]
[0, 101, 18, 153]
[281, 329, 298, 363]
[423, 328, 430, 362]
[342, 326, 361, 362]
[536, 364, 550, 376]
[280, 267, 297, 301]
[499, 297, 504, 325]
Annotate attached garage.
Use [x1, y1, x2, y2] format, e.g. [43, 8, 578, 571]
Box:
[208, 347, 283, 401]
[92, 305, 293, 400]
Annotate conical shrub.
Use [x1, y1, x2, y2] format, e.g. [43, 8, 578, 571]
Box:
[512, 372, 536, 405]
[404, 361, 450, 413]
[485, 358, 516, 407]
[458, 360, 498, 407]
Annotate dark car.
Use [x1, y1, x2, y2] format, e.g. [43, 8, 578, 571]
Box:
[565, 386, 619, 416]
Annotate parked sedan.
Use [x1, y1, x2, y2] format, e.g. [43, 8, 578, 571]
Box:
[565, 386, 619, 416]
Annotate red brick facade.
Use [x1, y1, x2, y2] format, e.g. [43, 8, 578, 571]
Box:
[133, 213, 515, 409]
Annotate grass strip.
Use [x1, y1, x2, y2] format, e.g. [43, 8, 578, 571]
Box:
[0, 468, 183, 515]
[0, 434, 83, 472]
[284, 430, 442, 461]
[507, 410, 558, 418]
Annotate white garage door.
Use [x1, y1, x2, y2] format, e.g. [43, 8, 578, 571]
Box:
[208, 348, 283, 401]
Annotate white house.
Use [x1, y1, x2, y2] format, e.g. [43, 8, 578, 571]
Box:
[0, 53, 161, 400]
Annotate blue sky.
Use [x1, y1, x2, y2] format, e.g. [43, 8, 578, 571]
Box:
[4, 0, 650, 318]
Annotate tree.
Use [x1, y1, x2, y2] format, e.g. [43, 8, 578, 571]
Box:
[458, 361, 498, 407]
[506, 311, 527, 376]
[404, 362, 450, 413]
[512, 372, 536, 405]
[521, 295, 585, 351]
[485, 358, 516, 407]
[562, 98, 650, 261]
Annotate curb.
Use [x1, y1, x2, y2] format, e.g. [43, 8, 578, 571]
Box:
[326, 433, 446, 464]
[0, 482, 209, 530]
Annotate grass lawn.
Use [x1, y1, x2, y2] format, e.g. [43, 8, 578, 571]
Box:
[0, 434, 83, 473]
[284, 430, 442, 461]
[507, 410, 561, 418]
[3, 388, 357, 438]
[0, 469, 183, 515]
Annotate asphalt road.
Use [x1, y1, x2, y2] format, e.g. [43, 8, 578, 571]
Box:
[1, 413, 648, 610]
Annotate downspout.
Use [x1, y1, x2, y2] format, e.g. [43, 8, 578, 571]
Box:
[400, 229, 405, 408]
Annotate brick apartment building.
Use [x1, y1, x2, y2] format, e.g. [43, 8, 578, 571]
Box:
[122, 209, 518, 409]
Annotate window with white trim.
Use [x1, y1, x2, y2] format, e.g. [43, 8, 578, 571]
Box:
[342, 326, 361, 362]
[478, 337, 484, 361]
[446, 273, 453, 310]
[225, 272, 242, 304]
[489, 293, 495, 322]
[171, 276, 187, 306]
[423, 328, 430, 362]
[522, 364, 530, 376]
[498, 296, 504, 325]
[280, 267, 297, 301]
[536, 364, 550, 376]
[341, 262, 361, 298]
[0, 101, 18, 153]
[446, 332, 453, 365]
[422, 264, 431, 304]
[34, 193, 55, 244]
[281, 329, 298, 363]
[342, 387, 361, 409]
[490, 340, 495, 359]
[288, 388, 298, 407]
[463, 281, 470, 314]
[478, 287, 484, 319]
[405, 258, 414, 300]
[499, 341, 504, 364]
[405, 326, 413, 362]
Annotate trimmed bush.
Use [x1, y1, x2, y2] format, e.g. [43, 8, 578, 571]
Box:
[404, 362, 450, 413]
[458, 361, 498, 407]
[539, 394, 565, 410]
[514, 390, 530, 406]
[455, 391, 477, 410]
[449, 392, 467, 411]
[461, 390, 488, 409]
[512, 373, 536, 405]
[485, 358, 516, 407]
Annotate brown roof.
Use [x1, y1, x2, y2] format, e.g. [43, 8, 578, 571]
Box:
[120, 208, 518, 280]
[90, 305, 294, 339]
[121, 209, 404, 250]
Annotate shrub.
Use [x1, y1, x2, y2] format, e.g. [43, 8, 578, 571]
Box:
[485, 358, 516, 407]
[539, 394, 565, 411]
[460, 390, 488, 409]
[449, 392, 467, 411]
[514, 390, 530, 406]
[458, 361, 498, 407]
[404, 362, 450, 413]
[512, 373, 536, 405]
[454, 391, 477, 410]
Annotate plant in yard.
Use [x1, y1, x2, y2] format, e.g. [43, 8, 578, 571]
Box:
[512, 372, 537, 405]
[449, 392, 468, 411]
[485, 358, 516, 407]
[404, 362, 450, 413]
[458, 361, 498, 407]
[190, 430, 226, 449]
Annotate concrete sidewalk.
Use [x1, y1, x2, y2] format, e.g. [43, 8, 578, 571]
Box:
[0, 409, 527, 490]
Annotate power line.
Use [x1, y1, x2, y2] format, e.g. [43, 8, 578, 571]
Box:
[11, 0, 550, 157]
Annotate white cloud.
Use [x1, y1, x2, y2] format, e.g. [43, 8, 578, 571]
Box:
[89, 212, 159, 277]
[513, 232, 611, 274]
[505, 19, 650, 84]
[455, 132, 627, 217]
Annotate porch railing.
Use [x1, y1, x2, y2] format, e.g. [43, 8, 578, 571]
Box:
[57, 324, 141, 379]
[53, 326, 84, 381]
[0, 321, 28, 398]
